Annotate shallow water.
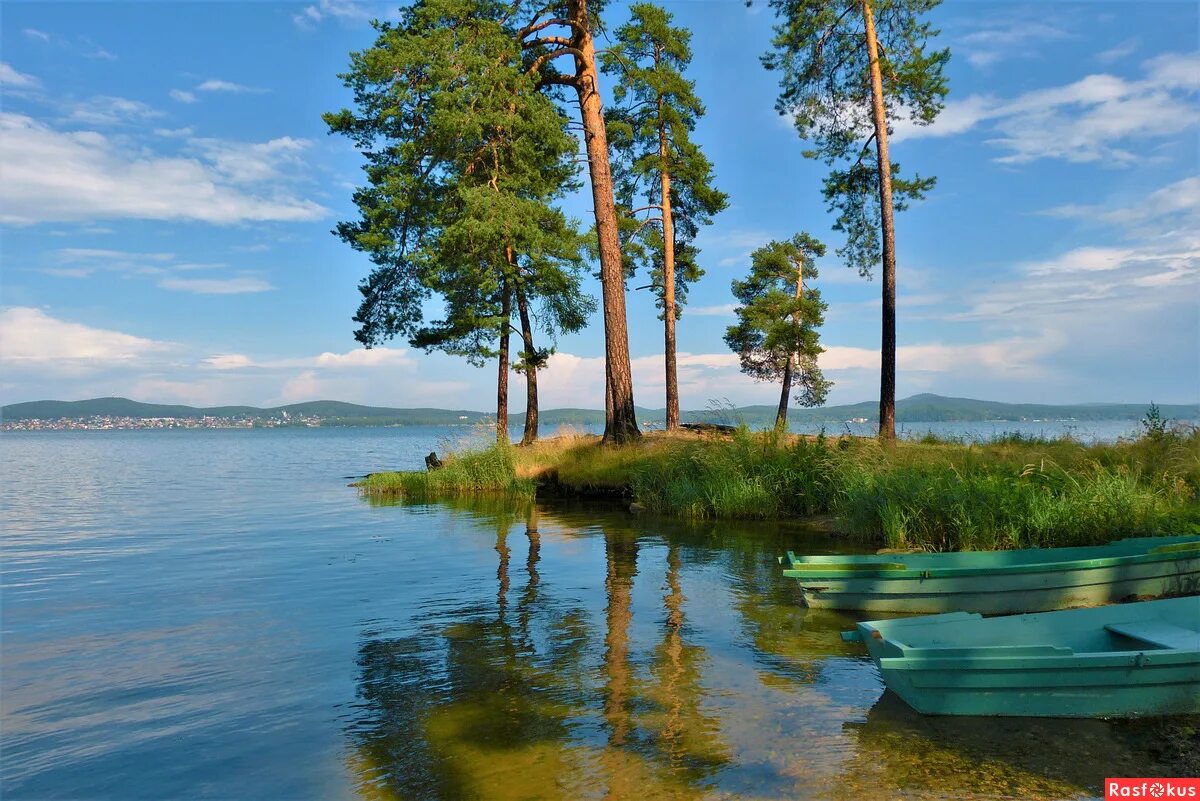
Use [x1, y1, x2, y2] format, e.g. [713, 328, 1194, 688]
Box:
[0, 429, 1184, 800]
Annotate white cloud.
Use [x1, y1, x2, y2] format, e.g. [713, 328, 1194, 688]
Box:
[169, 89, 197, 104]
[158, 276, 275, 294]
[196, 79, 265, 94]
[22, 29, 51, 43]
[893, 52, 1200, 165]
[0, 62, 38, 88]
[0, 307, 172, 368]
[0, 113, 327, 225]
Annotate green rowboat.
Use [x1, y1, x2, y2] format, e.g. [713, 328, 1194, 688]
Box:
[841, 596, 1200, 717]
[780, 535, 1200, 614]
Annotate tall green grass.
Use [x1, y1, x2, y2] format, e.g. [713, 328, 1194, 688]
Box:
[357, 425, 1200, 551]
[629, 428, 836, 518]
[356, 444, 535, 499]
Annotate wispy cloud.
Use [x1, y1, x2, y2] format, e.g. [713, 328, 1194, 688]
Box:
[196, 79, 266, 94]
[293, 0, 376, 28]
[22, 29, 51, 43]
[79, 37, 116, 61]
[688, 304, 737, 317]
[66, 96, 163, 126]
[955, 177, 1199, 323]
[893, 52, 1200, 165]
[187, 136, 311, 184]
[169, 89, 197, 104]
[158, 276, 275, 294]
[1096, 38, 1140, 63]
[958, 17, 1073, 69]
[0, 113, 327, 225]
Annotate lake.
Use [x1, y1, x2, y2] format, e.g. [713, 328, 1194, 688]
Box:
[0, 428, 1184, 800]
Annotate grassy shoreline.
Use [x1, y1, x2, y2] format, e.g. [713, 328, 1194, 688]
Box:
[357, 426, 1200, 551]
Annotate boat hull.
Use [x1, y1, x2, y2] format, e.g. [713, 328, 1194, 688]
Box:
[799, 557, 1200, 614]
[879, 650, 1200, 718]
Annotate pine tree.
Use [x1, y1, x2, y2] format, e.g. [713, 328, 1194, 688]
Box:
[724, 234, 831, 431]
[601, 3, 728, 430]
[762, 0, 948, 439]
[326, 0, 591, 442]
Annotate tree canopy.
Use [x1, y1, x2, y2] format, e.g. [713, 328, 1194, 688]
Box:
[725, 233, 831, 427]
[326, 0, 593, 440]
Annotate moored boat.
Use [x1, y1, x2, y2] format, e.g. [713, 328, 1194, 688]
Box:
[780, 535, 1200, 614]
[842, 596, 1200, 717]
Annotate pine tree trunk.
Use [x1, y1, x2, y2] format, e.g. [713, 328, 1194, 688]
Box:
[569, 0, 640, 444]
[496, 280, 511, 444]
[658, 104, 679, 431]
[775, 357, 793, 432]
[862, 0, 897, 442]
[515, 282, 539, 446]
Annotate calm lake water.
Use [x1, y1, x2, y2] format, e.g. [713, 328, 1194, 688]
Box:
[0, 428, 1185, 800]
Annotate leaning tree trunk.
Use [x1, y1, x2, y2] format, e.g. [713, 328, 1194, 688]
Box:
[496, 280, 511, 444]
[659, 105, 680, 432]
[570, 0, 640, 444]
[776, 256, 806, 432]
[775, 358, 794, 432]
[862, 0, 897, 442]
[515, 282, 539, 446]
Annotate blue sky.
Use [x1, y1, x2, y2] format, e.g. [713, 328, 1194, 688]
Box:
[1, 0, 1197, 410]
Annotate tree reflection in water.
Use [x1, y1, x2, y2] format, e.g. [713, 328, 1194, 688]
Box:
[346, 499, 1179, 800]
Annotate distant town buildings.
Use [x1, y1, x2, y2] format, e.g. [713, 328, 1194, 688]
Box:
[1, 415, 325, 431]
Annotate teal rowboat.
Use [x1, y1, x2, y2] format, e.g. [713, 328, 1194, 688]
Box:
[780, 535, 1200, 614]
[843, 596, 1200, 718]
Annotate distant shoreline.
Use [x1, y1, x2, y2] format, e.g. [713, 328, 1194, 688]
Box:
[3, 394, 1198, 431]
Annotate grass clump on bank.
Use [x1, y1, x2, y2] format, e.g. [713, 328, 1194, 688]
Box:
[359, 424, 1200, 550]
[356, 444, 535, 500]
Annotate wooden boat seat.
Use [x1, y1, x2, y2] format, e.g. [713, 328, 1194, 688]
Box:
[1104, 620, 1200, 650]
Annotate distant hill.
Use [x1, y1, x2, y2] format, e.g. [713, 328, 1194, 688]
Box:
[3, 394, 1196, 426]
[713, 394, 1199, 426]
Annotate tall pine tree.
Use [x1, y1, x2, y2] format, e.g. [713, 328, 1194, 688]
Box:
[762, 0, 948, 439]
[601, 3, 728, 431]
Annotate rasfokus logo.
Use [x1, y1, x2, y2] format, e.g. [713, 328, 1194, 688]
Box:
[1107, 779, 1200, 799]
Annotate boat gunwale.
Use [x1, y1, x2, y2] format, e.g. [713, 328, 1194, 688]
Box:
[877, 645, 1200, 671]
[782, 547, 1200, 580]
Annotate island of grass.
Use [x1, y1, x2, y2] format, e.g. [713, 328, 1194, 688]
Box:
[356, 426, 1200, 552]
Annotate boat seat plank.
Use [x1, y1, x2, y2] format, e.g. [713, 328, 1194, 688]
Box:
[1104, 620, 1200, 650]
